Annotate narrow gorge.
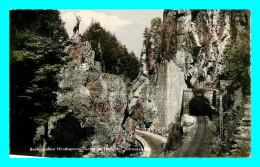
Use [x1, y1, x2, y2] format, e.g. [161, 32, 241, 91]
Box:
[10, 9, 251, 158]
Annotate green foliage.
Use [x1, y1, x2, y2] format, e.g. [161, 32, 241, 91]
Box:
[10, 32, 67, 117]
[126, 84, 132, 95]
[58, 97, 99, 130]
[210, 102, 244, 157]
[223, 30, 251, 95]
[143, 17, 163, 65]
[10, 10, 68, 44]
[32, 113, 51, 125]
[139, 85, 147, 94]
[10, 10, 69, 152]
[143, 27, 151, 47]
[151, 17, 162, 30]
[165, 125, 181, 151]
[209, 139, 231, 157]
[59, 87, 74, 94]
[59, 97, 92, 116]
[90, 83, 103, 98]
[102, 73, 118, 81]
[81, 21, 139, 81]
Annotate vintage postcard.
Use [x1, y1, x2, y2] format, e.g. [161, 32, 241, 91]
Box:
[10, 9, 251, 158]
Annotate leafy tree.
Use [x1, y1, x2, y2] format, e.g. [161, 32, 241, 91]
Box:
[151, 17, 162, 30]
[223, 29, 251, 95]
[150, 17, 162, 58]
[142, 17, 163, 73]
[10, 10, 68, 154]
[81, 20, 139, 81]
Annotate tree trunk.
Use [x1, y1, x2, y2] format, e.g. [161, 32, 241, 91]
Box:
[42, 123, 48, 157]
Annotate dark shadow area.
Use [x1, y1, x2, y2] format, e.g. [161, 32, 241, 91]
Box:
[189, 96, 212, 119]
[191, 10, 200, 22]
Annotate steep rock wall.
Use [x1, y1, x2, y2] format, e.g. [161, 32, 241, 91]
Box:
[133, 10, 250, 134]
[162, 10, 250, 89]
[35, 36, 140, 157]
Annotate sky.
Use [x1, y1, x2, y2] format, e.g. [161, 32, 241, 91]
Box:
[59, 10, 163, 58]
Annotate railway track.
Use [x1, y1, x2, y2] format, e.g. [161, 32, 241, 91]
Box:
[135, 116, 211, 158]
[183, 116, 211, 157]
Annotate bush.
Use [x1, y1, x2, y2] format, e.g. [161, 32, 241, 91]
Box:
[165, 124, 182, 150]
[223, 29, 250, 95]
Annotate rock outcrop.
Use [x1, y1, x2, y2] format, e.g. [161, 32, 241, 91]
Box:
[33, 10, 250, 157]
[162, 10, 250, 89]
[132, 10, 250, 135]
[34, 35, 140, 157]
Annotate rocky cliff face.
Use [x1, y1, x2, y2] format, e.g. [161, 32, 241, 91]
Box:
[34, 35, 141, 157]
[162, 10, 250, 89]
[33, 10, 250, 157]
[132, 10, 250, 134]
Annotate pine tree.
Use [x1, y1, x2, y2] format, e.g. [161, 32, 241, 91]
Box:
[10, 10, 69, 154]
[81, 21, 139, 81]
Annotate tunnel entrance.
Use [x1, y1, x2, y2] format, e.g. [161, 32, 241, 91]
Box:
[189, 95, 212, 119]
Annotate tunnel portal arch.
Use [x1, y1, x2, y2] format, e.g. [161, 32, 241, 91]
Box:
[189, 96, 212, 119]
[182, 89, 218, 120]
